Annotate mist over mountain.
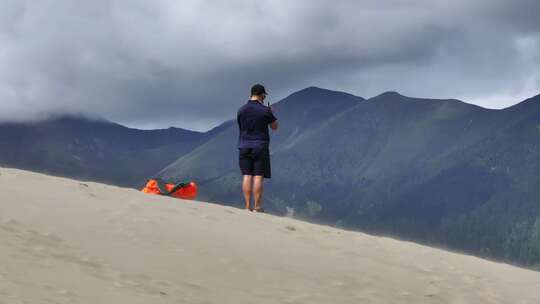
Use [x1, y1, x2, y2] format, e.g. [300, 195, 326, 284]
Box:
[0, 115, 216, 187]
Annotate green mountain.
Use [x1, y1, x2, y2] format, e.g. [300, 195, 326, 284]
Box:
[159, 87, 540, 267]
[159, 86, 364, 199]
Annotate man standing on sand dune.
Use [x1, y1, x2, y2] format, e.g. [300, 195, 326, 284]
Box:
[237, 84, 279, 212]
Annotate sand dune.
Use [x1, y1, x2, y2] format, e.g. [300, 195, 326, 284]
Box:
[0, 168, 539, 303]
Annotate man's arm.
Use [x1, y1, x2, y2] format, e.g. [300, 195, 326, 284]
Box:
[267, 106, 278, 130]
[270, 120, 278, 130]
[237, 110, 241, 128]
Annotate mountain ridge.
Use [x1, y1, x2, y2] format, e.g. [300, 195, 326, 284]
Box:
[158, 87, 540, 267]
[2, 87, 540, 267]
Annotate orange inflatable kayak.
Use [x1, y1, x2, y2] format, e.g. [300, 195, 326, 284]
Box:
[141, 178, 197, 200]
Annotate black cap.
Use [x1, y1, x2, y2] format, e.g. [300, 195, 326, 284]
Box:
[250, 84, 268, 96]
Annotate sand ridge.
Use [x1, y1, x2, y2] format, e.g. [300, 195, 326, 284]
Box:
[1, 167, 539, 303]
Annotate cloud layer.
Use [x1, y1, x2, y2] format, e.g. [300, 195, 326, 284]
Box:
[1, 0, 539, 130]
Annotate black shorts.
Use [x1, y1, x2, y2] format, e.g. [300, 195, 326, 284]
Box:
[239, 147, 271, 178]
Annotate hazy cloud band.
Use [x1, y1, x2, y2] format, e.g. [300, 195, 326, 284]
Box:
[0, 0, 539, 130]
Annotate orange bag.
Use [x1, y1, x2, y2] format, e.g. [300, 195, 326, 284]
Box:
[141, 178, 197, 200]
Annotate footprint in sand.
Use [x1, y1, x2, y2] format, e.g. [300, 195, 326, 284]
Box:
[163, 207, 180, 214]
[115, 272, 171, 296]
[119, 273, 153, 281]
[399, 291, 412, 297]
[461, 274, 481, 286]
[0, 219, 24, 233]
[416, 265, 434, 273]
[424, 280, 440, 298]
[23, 231, 63, 251]
[201, 215, 218, 221]
[353, 287, 378, 299]
[282, 293, 316, 303]
[54, 288, 78, 300]
[16, 227, 107, 278]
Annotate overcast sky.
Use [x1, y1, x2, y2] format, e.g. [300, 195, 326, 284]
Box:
[1, 0, 539, 131]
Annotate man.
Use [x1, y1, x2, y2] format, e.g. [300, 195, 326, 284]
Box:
[237, 84, 278, 212]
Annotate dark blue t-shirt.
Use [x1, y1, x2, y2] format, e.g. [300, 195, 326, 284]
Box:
[237, 100, 277, 149]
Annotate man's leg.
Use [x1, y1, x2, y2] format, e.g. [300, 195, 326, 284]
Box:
[242, 175, 253, 210]
[253, 175, 264, 210]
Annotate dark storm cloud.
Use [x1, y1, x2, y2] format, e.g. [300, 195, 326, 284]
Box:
[0, 0, 539, 130]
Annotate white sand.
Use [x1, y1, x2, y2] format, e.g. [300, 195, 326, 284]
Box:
[0, 168, 539, 303]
